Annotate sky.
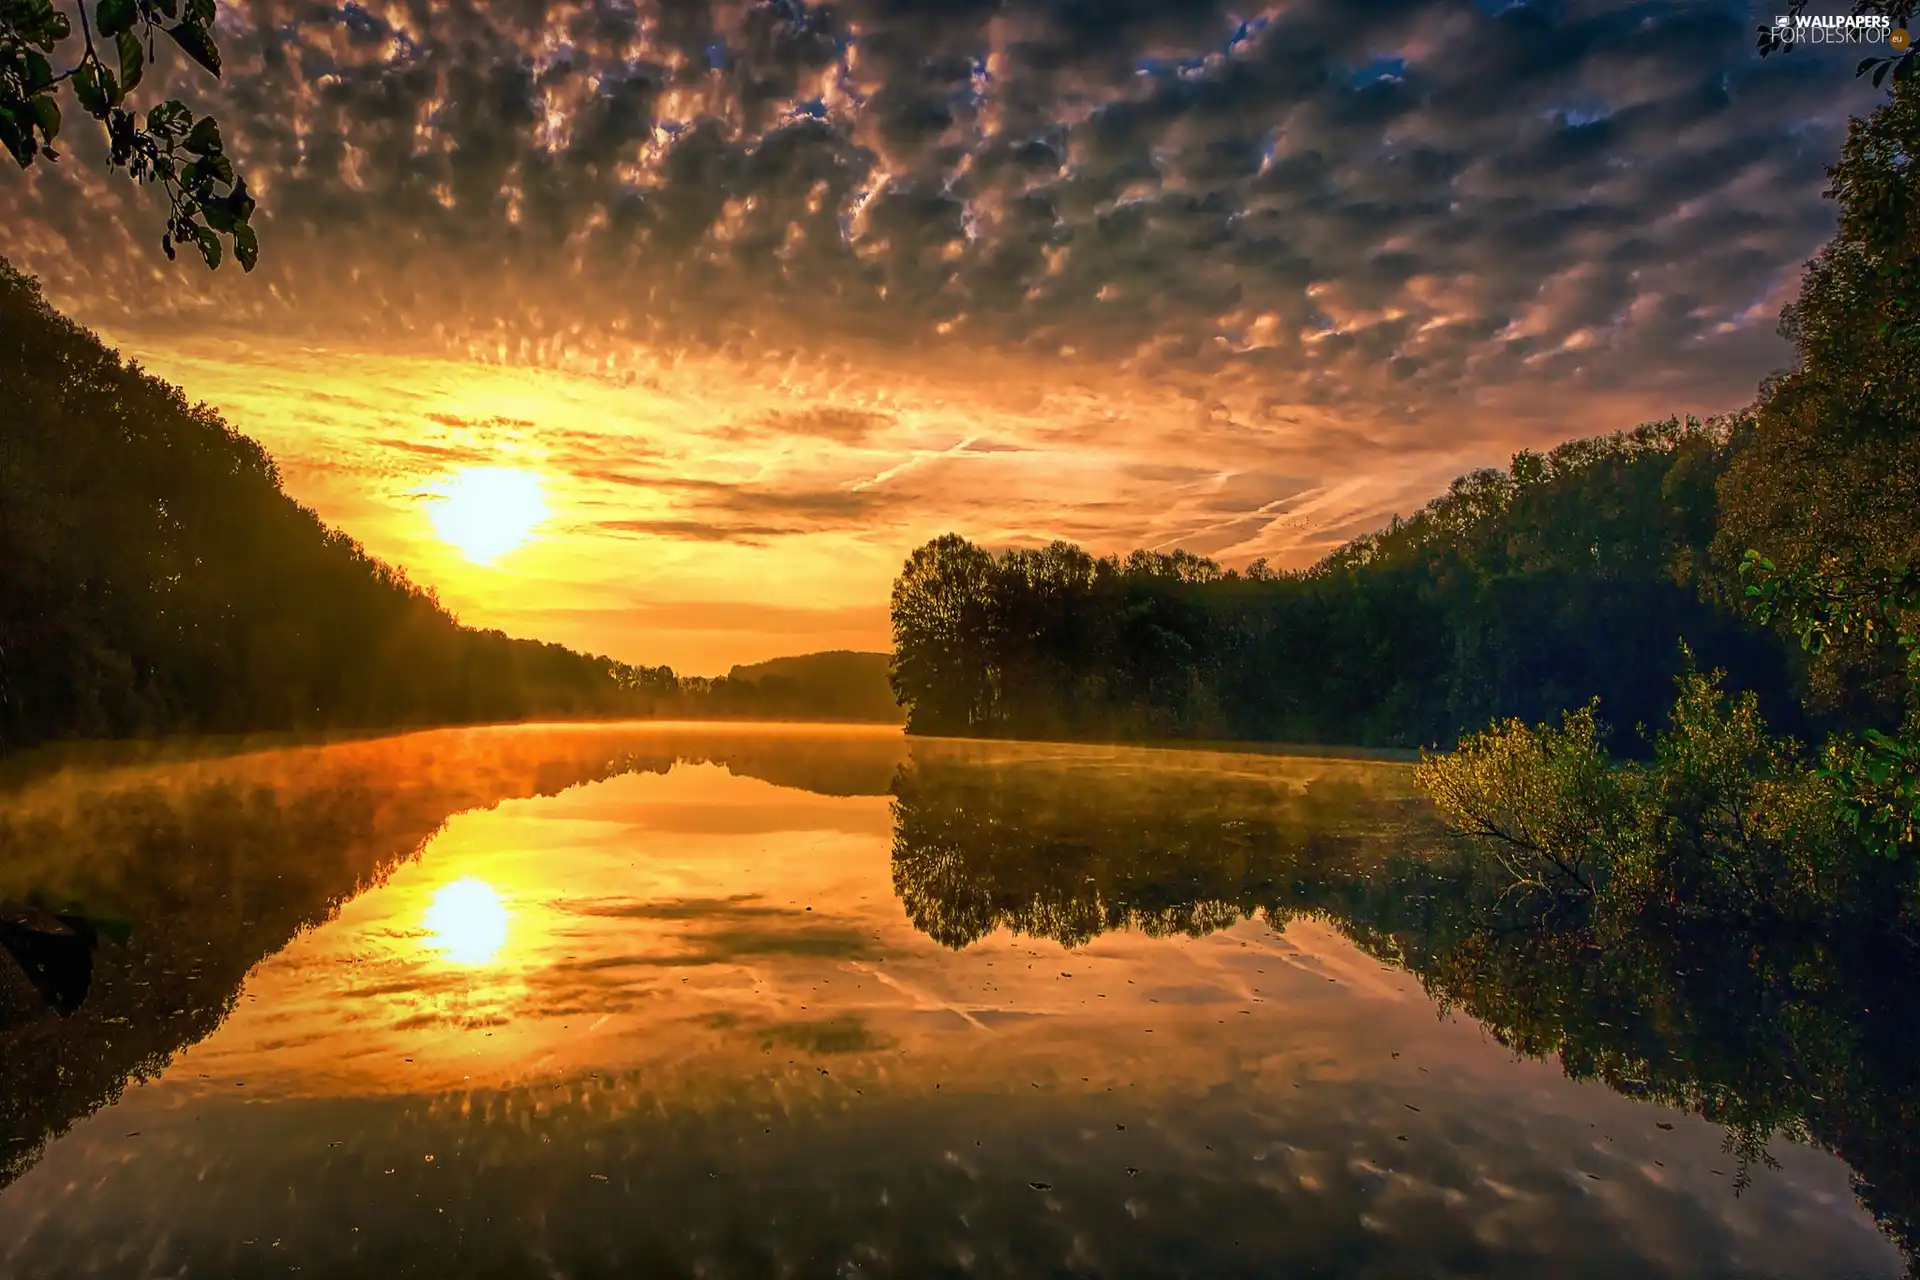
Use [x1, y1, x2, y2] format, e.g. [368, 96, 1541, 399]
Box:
[0, 0, 1890, 673]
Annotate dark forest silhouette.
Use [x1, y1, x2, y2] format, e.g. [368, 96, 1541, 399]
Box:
[890, 417, 1797, 749]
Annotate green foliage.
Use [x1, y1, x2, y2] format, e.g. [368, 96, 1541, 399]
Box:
[1415, 79, 1920, 1058]
[1743, 552, 1920, 859]
[1628, 668, 1845, 912]
[0, 0, 255, 269]
[1416, 660, 1890, 924]
[1413, 702, 1622, 902]
[1824, 728, 1920, 856]
[889, 417, 1795, 749]
[1717, 80, 1920, 719]
[1713, 80, 1920, 863]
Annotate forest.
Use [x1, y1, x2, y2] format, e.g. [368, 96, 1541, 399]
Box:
[889, 417, 1793, 749]
[0, 262, 891, 756]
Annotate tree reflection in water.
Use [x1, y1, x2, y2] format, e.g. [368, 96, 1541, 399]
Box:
[888, 742, 1920, 1269]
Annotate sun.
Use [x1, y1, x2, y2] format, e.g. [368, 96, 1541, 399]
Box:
[424, 467, 549, 565]
[423, 876, 511, 966]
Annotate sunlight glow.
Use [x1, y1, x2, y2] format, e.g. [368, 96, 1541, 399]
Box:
[424, 467, 549, 565]
[424, 876, 511, 966]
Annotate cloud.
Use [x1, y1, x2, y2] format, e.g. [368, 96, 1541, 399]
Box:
[741, 408, 895, 442]
[5, 0, 1872, 405]
[0, 0, 1888, 665]
[597, 518, 802, 544]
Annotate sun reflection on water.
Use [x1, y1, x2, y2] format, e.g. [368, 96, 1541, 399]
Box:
[423, 876, 510, 966]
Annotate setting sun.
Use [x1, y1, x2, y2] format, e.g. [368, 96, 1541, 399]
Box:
[424, 467, 548, 566]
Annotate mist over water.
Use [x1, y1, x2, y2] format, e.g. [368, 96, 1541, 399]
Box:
[0, 724, 1907, 1278]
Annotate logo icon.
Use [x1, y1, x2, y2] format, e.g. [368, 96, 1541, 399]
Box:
[1893, 27, 1912, 50]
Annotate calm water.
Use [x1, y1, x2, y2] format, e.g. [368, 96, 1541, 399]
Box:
[0, 723, 1911, 1278]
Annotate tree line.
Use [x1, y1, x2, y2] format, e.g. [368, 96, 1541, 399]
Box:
[890, 416, 1796, 750]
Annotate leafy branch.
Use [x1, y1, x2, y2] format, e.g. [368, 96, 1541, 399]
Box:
[0, 0, 256, 269]
[1741, 550, 1920, 858]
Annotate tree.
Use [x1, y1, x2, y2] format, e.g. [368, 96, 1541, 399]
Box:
[0, 259, 678, 752]
[1717, 78, 1920, 721]
[1, 0, 256, 268]
[1417, 83, 1920, 941]
[889, 534, 999, 733]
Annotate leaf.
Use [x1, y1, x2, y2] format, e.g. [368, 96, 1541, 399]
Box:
[152, 0, 177, 16]
[185, 0, 215, 24]
[147, 99, 190, 136]
[24, 50, 53, 90]
[183, 114, 222, 155]
[96, 0, 137, 38]
[30, 95, 60, 143]
[0, 109, 33, 168]
[200, 197, 235, 231]
[164, 20, 222, 78]
[72, 64, 107, 116]
[193, 223, 221, 268]
[235, 222, 258, 271]
[117, 29, 145, 92]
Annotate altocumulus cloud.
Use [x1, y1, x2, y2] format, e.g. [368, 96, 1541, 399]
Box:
[0, 0, 1886, 588]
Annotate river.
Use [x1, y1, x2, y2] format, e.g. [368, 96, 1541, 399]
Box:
[0, 723, 1907, 1277]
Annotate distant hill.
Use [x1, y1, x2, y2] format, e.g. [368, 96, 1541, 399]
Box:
[724, 651, 903, 724]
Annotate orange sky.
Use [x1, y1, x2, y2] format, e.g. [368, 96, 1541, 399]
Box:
[69, 319, 1772, 675]
[99, 329, 1534, 674]
[0, 0, 1884, 672]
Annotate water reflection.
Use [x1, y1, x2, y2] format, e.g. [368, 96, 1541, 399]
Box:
[889, 740, 1430, 949]
[889, 741, 1920, 1269]
[424, 877, 510, 966]
[0, 725, 1910, 1277]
